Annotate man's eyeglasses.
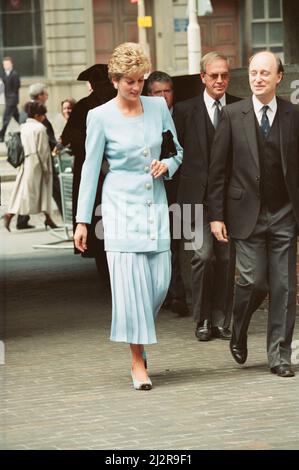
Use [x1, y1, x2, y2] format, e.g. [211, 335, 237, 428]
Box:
[204, 72, 229, 81]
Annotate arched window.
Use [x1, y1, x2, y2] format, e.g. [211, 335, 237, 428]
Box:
[0, 0, 44, 76]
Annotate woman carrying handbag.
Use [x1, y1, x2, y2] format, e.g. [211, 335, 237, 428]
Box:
[3, 101, 57, 231]
[74, 43, 183, 390]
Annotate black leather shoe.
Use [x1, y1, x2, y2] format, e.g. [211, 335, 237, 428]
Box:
[16, 224, 35, 230]
[212, 326, 232, 340]
[195, 320, 212, 341]
[229, 339, 248, 364]
[270, 365, 295, 377]
[171, 299, 189, 317]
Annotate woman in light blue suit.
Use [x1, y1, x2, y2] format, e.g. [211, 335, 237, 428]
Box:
[74, 43, 183, 390]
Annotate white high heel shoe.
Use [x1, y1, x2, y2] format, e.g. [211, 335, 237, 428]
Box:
[131, 370, 152, 391]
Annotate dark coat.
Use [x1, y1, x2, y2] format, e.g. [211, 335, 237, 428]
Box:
[43, 117, 57, 151]
[173, 91, 240, 207]
[61, 86, 116, 257]
[207, 97, 299, 239]
[0, 69, 20, 105]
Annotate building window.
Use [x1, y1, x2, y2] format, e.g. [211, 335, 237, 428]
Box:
[0, 0, 44, 77]
[251, 0, 283, 60]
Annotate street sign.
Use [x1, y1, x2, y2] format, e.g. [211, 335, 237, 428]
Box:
[174, 18, 189, 32]
[138, 16, 152, 28]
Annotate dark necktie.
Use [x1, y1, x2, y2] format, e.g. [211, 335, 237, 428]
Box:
[213, 100, 221, 129]
[260, 105, 270, 137]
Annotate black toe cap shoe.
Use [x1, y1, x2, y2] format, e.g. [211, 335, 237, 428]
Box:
[195, 320, 212, 341]
[229, 340, 248, 364]
[270, 365, 295, 377]
[212, 326, 232, 340]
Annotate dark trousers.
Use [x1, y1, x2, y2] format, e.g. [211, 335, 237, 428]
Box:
[232, 203, 297, 368]
[167, 236, 187, 304]
[0, 102, 19, 138]
[191, 207, 235, 326]
[51, 160, 63, 214]
[17, 158, 62, 227]
[164, 177, 187, 304]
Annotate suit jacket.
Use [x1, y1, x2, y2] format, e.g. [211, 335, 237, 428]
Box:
[208, 97, 299, 239]
[0, 69, 20, 105]
[76, 96, 183, 252]
[173, 91, 240, 207]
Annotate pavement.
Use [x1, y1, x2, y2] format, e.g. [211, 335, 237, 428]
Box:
[1, 134, 299, 451]
[0, 183, 299, 450]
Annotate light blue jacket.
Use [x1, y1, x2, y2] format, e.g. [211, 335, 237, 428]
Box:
[76, 96, 183, 252]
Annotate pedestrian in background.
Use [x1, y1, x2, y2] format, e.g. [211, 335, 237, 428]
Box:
[74, 43, 183, 391]
[0, 57, 20, 142]
[17, 83, 62, 230]
[54, 98, 76, 141]
[3, 101, 55, 231]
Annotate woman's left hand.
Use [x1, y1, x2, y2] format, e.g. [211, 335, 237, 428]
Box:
[150, 159, 168, 179]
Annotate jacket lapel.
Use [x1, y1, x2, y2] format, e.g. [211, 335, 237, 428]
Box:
[242, 98, 260, 170]
[277, 97, 291, 176]
[192, 93, 209, 163]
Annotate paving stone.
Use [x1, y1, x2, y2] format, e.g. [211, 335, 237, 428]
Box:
[0, 242, 299, 450]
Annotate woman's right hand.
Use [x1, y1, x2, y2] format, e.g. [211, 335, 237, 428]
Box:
[74, 223, 88, 252]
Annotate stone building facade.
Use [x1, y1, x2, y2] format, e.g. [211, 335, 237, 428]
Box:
[0, 0, 286, 113]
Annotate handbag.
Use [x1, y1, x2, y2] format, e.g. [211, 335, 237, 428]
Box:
[160, 130, 177, 159]
[6, 132, 25, 168]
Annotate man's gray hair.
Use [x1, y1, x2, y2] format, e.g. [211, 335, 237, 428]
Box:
[28, 83, 47, 100]
[200, 52, 229, 73]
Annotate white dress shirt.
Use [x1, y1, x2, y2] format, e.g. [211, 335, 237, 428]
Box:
[252, 94, 277, 127]
[203, 88, 226, 124]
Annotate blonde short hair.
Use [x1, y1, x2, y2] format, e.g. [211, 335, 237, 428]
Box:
[108, 42, 151, 81]
[200, 51, 229, 73]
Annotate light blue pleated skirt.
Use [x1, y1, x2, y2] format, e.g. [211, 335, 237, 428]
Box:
[106, 250, 171, 344]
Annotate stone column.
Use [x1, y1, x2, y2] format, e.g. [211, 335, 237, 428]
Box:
[282, 0, 299, 64]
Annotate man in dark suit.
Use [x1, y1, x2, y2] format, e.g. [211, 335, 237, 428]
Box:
[0, 57, 20, 142]
[173, 52, 239, 341]
[208, 51, 299, 377]
[147, 71, 189, 317]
